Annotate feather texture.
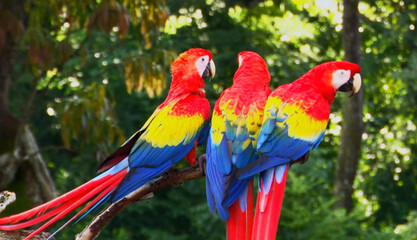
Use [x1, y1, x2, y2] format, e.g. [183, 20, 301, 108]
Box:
[206, 51, 271, 240]
[250, 61, 362, 240]
[0, 48, 214, 239]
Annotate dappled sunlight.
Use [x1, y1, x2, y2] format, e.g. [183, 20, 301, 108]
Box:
[0, 0, 416, 239]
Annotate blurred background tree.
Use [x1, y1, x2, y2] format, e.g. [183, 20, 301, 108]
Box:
[0, 0, 416, 239]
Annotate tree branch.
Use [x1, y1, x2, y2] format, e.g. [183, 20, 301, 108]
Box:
[0, 155, 205, 240]
[0, 149, 311, 240]
[75, 154, 206, 240]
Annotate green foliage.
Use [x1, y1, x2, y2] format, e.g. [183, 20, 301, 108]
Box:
[396, 211, 417, 240]
[277, 164, 395, 240]
[124, 49, 176, 97]
[3, 0, 417, 239]
[57, 83, 125, 151]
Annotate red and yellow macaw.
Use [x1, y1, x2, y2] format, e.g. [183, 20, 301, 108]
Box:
[206, 51, 271, 240]
[237, 61, 362, 240]
[0, 48, 215, 240]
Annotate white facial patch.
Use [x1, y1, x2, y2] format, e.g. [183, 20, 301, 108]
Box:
[238, 55, 243, 67]
[332, 69, 351, 90]
[195, 55, 210, 77]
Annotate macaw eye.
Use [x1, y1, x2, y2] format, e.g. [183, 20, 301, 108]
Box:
[332, 69, 351, 90]
[195, 55, 210, 77]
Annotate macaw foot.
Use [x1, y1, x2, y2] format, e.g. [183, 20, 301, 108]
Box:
[290, 151, 310, 166]
[194, 154, 207, 176]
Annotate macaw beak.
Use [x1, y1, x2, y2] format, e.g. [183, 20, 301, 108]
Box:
[202, 59, 216, 81]
[338, 73, 362, 95]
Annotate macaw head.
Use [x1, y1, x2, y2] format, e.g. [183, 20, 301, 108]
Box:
[233, 51, 270, 89]
[169, 48, 215, 97]
[301, 61, 362, 102]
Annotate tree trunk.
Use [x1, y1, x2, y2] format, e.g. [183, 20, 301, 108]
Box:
[333, 0, 364, 212]
[18, 125, 57, 203]
[0, 0, 22, 191]
[0, 19, 19, 155]
[0, 0, 57, 204]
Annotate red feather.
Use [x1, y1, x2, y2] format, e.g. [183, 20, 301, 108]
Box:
[226, 180, 254, 240]
[0, 169, 127, 240]
[252, 165, 288, 240]
[0, 48, 214, 239]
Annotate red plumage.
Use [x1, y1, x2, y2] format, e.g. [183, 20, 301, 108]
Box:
[206, 51, 271, 240]
[0, 48, 215, 239]
[249, 61, 362, 240]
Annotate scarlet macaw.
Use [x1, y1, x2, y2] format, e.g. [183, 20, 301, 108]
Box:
[0, 48, 216, 240]
[237, 61, 362, 240]
[206, 51, 271, 240]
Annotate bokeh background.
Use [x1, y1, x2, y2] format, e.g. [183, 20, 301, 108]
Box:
[0, 0, 416, 239]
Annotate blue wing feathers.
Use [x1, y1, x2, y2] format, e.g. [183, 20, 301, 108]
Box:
[236, 126, 249, 141]
[312, 132, 325, 149]
[222, 177, 250, 208]
[225, 120, 236, 140]
[211, 135, 232, 175]
[197, 120, 210, 146]
[110, 114, 206, 202]
[206, 122, 255, 220]
[232, 140, 245, 154]
[257, 119, 275, 148]
[206, 177, 216, 214]
[232, 146, 253, 169]
[236, 156, 289, 180]
[111, 160, 173, 201]
[206, 154, 229, 220]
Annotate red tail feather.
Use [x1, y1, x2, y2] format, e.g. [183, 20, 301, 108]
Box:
[0, 172, 114, 225]
[251, 166, 288, 240]
[226, 180, 253, 240]
[0, 169, 127, 240]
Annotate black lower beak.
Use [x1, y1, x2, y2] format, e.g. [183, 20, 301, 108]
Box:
[338, 77, 354, 95]
[202, 65, 212, 81]
[202, 59, 215, 81]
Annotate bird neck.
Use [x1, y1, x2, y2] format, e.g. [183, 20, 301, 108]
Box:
[295, 71, 336, 104]
[232, 66, 270, 91]
[166, 73, 206, 100]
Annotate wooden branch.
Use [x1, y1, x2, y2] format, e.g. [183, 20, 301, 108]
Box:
[0, 155, 206, 239]
[0, 230, 52, 240]
[75, 154, 206, 240]
[0, 151, 307, 240]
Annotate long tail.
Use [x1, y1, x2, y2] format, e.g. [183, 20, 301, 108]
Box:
[251, 164, 288, 240]
[0, 161, 128, 240]
[226, 179, 254, 240]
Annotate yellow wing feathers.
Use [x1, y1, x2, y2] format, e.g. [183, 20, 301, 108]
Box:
[265, 96, 328, 141]
[142, 103, 206, 148]
[211, 98, 265, 149]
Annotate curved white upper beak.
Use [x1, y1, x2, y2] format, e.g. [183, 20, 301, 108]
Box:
[209, 59, 216, 79]
[352, 73, 361, 94]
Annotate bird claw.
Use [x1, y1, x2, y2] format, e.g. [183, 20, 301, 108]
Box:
[290, 151, 310, 166]
[194, 154, 207, 176]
